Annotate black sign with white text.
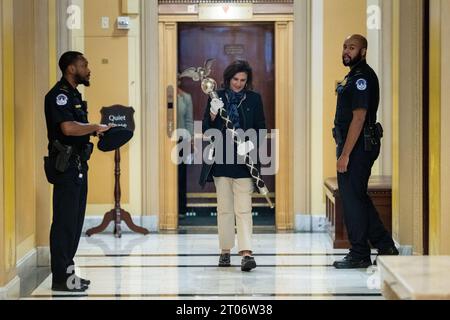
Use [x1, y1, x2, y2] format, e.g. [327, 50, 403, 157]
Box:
[100, 105, 135, 132]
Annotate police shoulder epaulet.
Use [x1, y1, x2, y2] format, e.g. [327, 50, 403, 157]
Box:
[59, 86, 70, 93]
[354, 68, 363, 75]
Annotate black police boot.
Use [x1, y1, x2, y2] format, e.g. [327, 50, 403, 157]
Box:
[218, 253, 231, 267]
[373, 246, 399, 265]
[51, 280, 88, 293]
[241, 256, 257, 272]
[333, 254, 372, 269]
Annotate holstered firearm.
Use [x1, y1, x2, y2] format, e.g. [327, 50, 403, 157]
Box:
[364, 122, 383, 152]
[52, 140, 73, 172]
[81, 143, 94, 162]
[375, 122, 384, 139]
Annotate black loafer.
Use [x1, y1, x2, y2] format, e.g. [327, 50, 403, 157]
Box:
[241, 256, 257, 272]
[51, 281, 88, 292]
[333, 254, 372, 269]
[218, 253, 231, 267]
[374, 246, 399, 265]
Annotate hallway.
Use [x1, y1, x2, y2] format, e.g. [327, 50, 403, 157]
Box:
[26, 233, 382, 300]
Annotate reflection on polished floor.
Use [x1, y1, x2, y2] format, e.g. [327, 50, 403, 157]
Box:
[25, 233, 383, 300]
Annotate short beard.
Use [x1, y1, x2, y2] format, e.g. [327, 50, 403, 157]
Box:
[343, 51, 363, 67]
[75, 74, 90, 87]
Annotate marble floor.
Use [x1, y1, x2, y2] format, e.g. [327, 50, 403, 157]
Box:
[25, 232, 384, 300]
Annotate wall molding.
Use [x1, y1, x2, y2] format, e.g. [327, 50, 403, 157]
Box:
[392, 0, 423, 253]
[1, 0, 17, 286]
[141, 0, 160, 218]
[295, 214, 327, 232]
[380, 0, 393, 176]
[440, 0, 450, 254]
[1, 247, 50, 300]
[16, 249, 37, 282]
[37, 247, 50, 267]
[0, 276, 20, 300]
[0, 0, 5, 288]
[309, 0, 324, 215]
[429, 0, 450, 254]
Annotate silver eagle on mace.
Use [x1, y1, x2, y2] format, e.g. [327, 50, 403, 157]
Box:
[179, 59, 274, 209]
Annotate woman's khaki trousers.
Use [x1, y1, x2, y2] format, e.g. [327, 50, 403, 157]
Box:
[213, 177, 254, 254]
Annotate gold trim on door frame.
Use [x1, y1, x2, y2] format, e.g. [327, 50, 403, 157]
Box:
[158, 15, 294, 231]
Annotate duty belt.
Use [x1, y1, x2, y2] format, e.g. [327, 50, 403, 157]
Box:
[51, 141, 93, 168]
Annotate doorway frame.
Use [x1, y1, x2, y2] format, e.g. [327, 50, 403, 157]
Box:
[156, 13, 294, 231]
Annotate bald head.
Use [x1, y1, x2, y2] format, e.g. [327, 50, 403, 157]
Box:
[342, 34, 368, 67]
[346, 34, 368, 50]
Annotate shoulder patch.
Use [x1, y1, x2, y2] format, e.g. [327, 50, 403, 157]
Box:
[56, 94, 68, 106]
[356, 78, 368, 91]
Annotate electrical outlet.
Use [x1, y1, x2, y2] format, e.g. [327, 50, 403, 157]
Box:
[101, 17, 109, 29]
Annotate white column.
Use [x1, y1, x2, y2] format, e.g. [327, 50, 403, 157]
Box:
[294, 0, 315, 229]
[380, 0, 393, 176]
[310, 0, 325, 217]
[141, 0, 160, 227]
[367, 0, 384, 175]
[57, 0, 85, 63]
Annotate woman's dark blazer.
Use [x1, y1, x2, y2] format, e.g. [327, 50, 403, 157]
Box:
[199, 89, 267, 188]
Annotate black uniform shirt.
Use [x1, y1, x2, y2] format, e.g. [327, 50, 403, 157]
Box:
[334, 60, 380, 136]
[45, 77, 90, 151]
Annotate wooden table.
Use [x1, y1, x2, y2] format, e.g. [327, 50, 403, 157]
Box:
[324, 175, 392, 248]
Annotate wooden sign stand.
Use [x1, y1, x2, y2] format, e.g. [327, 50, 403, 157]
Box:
[86, 105, 149, 237]
[86, 148, 149, 238]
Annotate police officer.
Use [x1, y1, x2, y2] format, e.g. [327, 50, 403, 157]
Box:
[44, 51, 110, 291]
[332, 35, 399, 269]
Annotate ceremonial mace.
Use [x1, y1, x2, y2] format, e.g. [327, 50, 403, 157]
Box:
[180, 60, 274, 208]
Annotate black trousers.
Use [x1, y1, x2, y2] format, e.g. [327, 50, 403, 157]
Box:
[337, 137, 395, 259]
[49, 165, 88, 283]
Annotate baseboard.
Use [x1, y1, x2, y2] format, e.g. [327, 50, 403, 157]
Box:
[393, 239, 414, 255]
[16, 249, 37, 280]
[0, 276, 20, 300]
[37, 247, 50, 267]
[141, 216, 158, 232]
[295, 214, 327, 232]
[0, 246, 52, 299]
[82, 215, 158, 234]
